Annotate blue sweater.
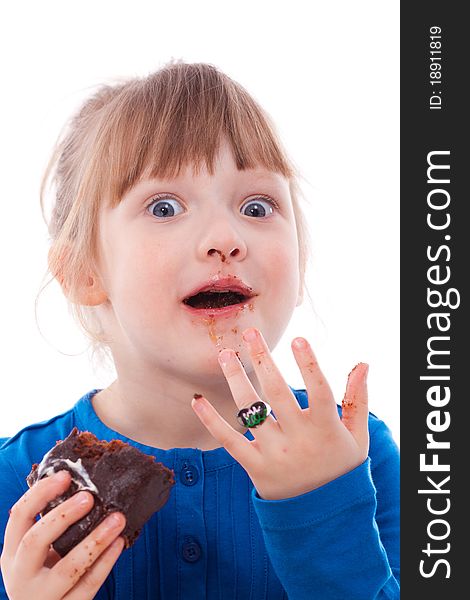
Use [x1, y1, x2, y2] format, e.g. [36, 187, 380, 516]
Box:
[0, 389, 400, 599]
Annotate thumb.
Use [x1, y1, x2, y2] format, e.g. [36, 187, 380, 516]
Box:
[341, 362, 369, 454]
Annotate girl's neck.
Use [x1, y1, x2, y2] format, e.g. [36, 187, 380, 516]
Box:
[91, 374, 250, 451]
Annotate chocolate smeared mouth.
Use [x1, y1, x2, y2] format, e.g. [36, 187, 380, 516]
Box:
[183, 290, 249, 309]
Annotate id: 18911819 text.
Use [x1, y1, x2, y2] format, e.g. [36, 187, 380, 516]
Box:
[429, 26, 443, 110]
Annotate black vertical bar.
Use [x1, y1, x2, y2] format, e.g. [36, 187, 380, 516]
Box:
[401, 3, 467, 598]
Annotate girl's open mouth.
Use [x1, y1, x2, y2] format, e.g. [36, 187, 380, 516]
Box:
[181, 278, 257, 317]
[181, 290, 256, 317]
[183, 290, 248, 309]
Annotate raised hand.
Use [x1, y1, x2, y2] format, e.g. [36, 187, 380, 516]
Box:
[0, 471, 125, 600]
[192, 328, 369, 501]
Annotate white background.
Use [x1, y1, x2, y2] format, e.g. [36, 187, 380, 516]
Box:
[0, 1, 399, 444]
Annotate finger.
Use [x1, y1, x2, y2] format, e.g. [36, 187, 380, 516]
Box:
[15, 491, 94, 576]
[218, 349, 259, 409]
[51, 512, 126, 595]
[63, 537, 125, 600]
[3, 470, 72, 559]
[218, 349, 278, 435]
[341, 362, 370, 450]
[242, 328, 302, 426]
[291, 337, 338, 424]
[191, 395, 257, 468]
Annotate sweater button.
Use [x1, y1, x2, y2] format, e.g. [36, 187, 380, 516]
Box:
[182, 536, 202, 562]
[180, 462, 199, 486]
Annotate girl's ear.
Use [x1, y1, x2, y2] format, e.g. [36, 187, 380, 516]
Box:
[48, 247, 108, 306]
[75, 273, 108, 306]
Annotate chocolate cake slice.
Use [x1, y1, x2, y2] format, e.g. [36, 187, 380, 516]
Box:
[27, 427, 175, 557]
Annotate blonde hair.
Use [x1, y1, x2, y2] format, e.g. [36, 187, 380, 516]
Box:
[40, 61, 312, 358]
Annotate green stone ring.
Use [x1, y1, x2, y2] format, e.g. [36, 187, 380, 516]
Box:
[237, 401, 272, 429]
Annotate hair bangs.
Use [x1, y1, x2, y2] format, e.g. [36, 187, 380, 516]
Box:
[101, 63, 295, 207]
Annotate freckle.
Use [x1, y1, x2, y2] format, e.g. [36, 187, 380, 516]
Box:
[61, 513, 66, 518]
[231, 327, 238, 334]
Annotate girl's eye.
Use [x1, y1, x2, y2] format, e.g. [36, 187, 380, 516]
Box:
[240, 197, 276, 218]
[146, 196, 184, 219]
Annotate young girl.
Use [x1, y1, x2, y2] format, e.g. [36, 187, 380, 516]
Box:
[0, 62, 400, 599]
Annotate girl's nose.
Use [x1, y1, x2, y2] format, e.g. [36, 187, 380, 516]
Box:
[207, 246, 243, 263]
[197, 221, 248, 263]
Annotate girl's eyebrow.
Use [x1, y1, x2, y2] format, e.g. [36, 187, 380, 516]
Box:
[122, 179, 171, 201]
[123, 170, 288, 201]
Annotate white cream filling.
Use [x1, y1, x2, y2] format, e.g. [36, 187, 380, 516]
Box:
[37, 447, 98, 496]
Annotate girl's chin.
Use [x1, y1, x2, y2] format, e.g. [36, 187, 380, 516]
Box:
[183, 326, 246, 357]
[184, 347, 251, 378]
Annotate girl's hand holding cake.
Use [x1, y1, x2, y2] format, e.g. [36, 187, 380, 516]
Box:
[1, 471, 125, 600]
[192, 327, 370, 501]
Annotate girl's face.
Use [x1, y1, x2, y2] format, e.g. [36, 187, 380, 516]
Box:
[95, 140, 301, 381]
